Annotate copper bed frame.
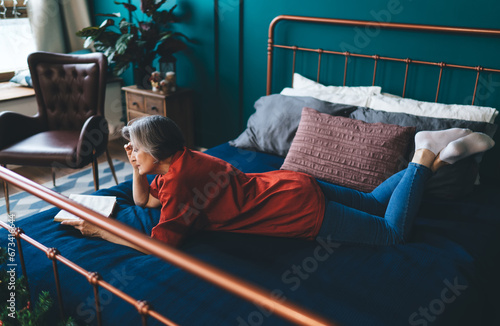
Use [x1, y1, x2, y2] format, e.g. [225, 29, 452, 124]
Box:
[267, 16, 500, 102]
[2, 15, 500, 326]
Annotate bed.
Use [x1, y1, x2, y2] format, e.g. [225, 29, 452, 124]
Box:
[1, 15, 500, 326]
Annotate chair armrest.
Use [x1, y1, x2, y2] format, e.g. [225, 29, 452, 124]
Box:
[76, 115, 109, 160]
[0, 111, 43, 150]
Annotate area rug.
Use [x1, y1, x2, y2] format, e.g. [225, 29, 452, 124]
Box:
[0, 160, 133, 222]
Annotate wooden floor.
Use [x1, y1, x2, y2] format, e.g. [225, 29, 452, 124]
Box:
[0, 138, 130, 198]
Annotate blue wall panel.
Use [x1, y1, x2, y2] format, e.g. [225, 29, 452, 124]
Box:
[92, 0, 500, 148]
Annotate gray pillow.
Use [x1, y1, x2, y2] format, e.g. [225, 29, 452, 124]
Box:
[349, 107, 498, 199]
[350, 107, 497, 137]
[230, 95, 358, 157]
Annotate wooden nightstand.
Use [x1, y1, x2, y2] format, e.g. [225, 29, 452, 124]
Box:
[122, 85, 194, 148]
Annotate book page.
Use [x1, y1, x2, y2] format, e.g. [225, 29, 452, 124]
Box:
[54, 194, 117, 222]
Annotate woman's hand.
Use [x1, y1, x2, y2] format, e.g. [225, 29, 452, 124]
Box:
[61, 219, 103, 238]
[61, 218, 151, 254]
[124, 142, 138, 169]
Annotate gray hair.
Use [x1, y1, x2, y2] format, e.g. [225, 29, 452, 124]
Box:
[122, 115, 185, 161]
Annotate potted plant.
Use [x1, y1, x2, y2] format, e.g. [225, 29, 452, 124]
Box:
[76, 0, 188, 88]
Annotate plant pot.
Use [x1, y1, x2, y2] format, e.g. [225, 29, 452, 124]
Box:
[133, 64, 153, 89]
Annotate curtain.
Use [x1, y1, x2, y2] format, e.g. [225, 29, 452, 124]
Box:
[0, 18, 36, 72]
[27, 0, 91, 53]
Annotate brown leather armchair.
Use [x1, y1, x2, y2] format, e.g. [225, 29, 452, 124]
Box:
[0, 51, 118, 213]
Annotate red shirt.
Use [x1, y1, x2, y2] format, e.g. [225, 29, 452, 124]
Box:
[149, 148, 325, 247]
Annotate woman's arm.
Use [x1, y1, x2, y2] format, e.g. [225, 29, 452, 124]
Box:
[61, 143, 162, 253]
[125, 143, 161, 208]
[132, 167, 161, 207]
[61, 219, 151, 254]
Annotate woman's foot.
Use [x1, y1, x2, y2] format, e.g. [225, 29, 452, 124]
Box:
[431, 132, 495, 171]
[412, 148, 436, 168]
[414, 128, 472, 155]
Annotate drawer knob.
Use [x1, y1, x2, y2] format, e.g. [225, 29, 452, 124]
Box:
[151, 106, 159, 112]
[132, 102, 139, 106]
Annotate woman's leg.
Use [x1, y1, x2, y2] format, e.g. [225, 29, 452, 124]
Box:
[317, 161, 432, 245]
[315, 129, 468, 214]
[316, 130, 494, 246]
[317, 148, 435, 245]
[316, 169, 406, 217]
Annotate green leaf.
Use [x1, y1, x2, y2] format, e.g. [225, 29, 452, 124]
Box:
[154, 0, 168, 11]
[76, 26, 100, 38]
[60, 316, 79, 326]
[114, 1, 137, 12]
[164, 31, 191, 43]
[113, 61, 131, 76]
[0, 247, 6, 265]
[115, 33, 135, 55]
[104, 47, 117, 62]
[94, 31, 121, 47]
[99, 19, 115, 28]
[158, 31, 173, 42]
[130, 24, 138, 35]
[153, 9, 176, 24]
[157, 37, 187, 57]
[119, 18, 134, 34]
[169, 4, 178, 15]
[83, 36, 94, 48]
[95, 13, 121, 18]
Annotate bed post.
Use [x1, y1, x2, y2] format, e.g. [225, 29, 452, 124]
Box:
[267, 16, 286, 95]
[47, 247, 66, 321]
[13, 228, 31, 306]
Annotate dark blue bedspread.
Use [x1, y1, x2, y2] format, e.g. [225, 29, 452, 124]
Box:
[1, 143, 500, 326]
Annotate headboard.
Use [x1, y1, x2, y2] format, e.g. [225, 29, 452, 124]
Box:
[265, 15, 500, 181]
[267, 15, 500, 101]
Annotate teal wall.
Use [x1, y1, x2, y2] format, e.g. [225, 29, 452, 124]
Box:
[91, 0, 500, 148]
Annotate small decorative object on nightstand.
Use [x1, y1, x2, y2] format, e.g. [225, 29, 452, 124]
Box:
[122, 85, 195, 148]
[149, 71, 161, 92]
[165, 71, 176, 92]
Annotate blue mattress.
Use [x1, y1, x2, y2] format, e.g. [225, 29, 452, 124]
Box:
[1, 143, 500, 326]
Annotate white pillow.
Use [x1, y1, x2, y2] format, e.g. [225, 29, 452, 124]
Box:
[367, 94, 499, 124]
[292, 73, 382, 97]
[280, 87, 371, 107]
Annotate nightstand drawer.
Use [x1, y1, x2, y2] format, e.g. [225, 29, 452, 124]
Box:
[127, 92, 145, 112]
[127, 109, 149, 121]
[145, 97, 165, 115]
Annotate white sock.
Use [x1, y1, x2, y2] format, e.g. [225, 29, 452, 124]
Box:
[439, 132, 495, 164]
[414, 128, 472, 155]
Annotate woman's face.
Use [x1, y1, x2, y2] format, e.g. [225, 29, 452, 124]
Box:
[131, 143, 157, 175]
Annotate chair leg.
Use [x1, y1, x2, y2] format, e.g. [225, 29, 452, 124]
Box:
[52, 167, 57, 187]
[2, 165, 10, 215]
[105, 149, 119, 185]
[92, 149, 99, 191]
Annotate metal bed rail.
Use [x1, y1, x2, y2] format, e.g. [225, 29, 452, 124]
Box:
[0, 166, 335, 326]
[267, 15, 500, 104]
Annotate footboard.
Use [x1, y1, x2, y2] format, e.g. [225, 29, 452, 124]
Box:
[0, 166, 334, 326]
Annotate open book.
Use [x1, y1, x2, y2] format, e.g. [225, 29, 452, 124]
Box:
[54, 194, 117, 222]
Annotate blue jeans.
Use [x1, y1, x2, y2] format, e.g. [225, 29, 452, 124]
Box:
[316, 163, 432, 246]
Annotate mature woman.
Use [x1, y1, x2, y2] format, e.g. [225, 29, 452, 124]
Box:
[62, 115, 495, 253]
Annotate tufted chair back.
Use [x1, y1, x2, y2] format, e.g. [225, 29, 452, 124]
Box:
[29, 52, 107, 131]
[0, 51, 118, 215]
